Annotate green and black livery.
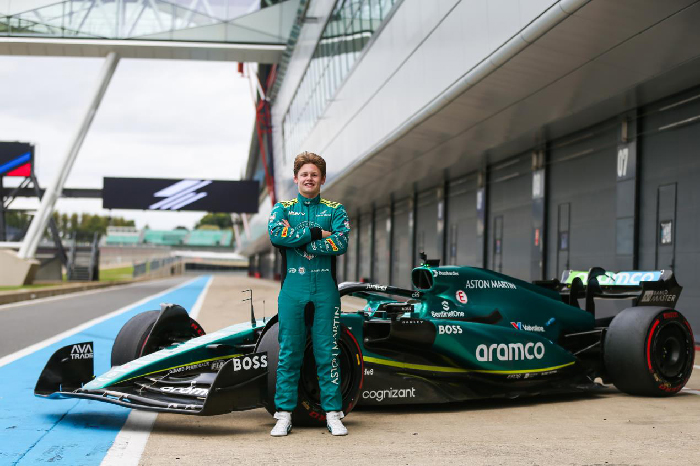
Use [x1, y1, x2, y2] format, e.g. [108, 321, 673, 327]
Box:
[35, 261, 695, 425]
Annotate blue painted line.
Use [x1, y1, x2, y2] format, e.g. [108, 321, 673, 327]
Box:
[0, 152, 31, 175]
[0, 276, 211, 465]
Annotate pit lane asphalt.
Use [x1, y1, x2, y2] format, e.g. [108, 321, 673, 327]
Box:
[0, 277, 190, 358]
[139, 276, 700, 466]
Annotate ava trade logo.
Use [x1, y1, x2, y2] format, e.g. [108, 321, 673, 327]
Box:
[511, 322, 545, 333]
[70, 343, 94, 360]
[149, 179, 212, 211]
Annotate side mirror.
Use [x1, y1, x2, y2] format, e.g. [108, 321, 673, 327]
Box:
[377, 302, 414, 321]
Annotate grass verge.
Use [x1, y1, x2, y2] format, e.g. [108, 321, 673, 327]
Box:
[99, 266, 134, 281]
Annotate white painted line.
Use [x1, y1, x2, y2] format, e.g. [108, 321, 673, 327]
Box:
[694, 365, 700, 371]
[0, 278, 171, 311]
[100, 275, 213, 466]
[0, 276, 201, 369]
[100, 410, 158, 466]
[682, 388, 700, 396]
[189, 275, 213, 320]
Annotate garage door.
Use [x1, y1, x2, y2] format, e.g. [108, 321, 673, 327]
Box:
[639, 86, 700, 334]
[487, 154, 531, 280]
[358, 213, 373, 281]
[447, 175, 477, 267]
[345, 215, 358, 282]
[415, 188, 439, 265]
[391, 198, 412, 289]
[373, 206, 390, 284]
[546, 120, 618, 280]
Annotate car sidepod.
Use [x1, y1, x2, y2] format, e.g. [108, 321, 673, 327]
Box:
[351, 316, 581, 406]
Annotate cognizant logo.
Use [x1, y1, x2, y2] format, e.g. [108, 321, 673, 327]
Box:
[476, 342, 545, 361]
[362, 387, 416, 402]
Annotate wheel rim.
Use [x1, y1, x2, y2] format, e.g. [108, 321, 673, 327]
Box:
[653, 322, 690, 379]
[299, 335, 355, 406]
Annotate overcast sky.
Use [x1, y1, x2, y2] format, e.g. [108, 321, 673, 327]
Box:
[0, 55, 255, 230]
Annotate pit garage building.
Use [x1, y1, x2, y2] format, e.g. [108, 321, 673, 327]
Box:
[239, 0, 700, 335]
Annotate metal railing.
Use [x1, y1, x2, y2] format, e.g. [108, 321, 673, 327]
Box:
[133, 256, 179, 278]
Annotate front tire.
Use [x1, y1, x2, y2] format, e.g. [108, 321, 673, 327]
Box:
[111, 309, 205, 367]
[255, 317, 364, 426]
[604, 307, 694, 396]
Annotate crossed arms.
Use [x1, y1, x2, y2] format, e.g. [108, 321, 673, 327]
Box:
[268, 203, 350, 256]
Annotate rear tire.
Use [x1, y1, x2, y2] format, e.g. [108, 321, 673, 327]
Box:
[111, 310, 205, 367]
[255, 317, 364, 426]
[604, 307, 694, 396]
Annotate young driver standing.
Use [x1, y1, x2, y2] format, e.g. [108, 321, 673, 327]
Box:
[267, 152, 351, 436]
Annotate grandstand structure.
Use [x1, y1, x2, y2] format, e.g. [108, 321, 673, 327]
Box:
[104, 226, 233, 248]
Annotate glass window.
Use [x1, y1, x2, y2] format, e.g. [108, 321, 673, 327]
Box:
[281, 0, 396, 161]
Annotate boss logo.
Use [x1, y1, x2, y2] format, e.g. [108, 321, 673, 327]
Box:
[438, 325, 462, 335]
[232, 354, 268, 371]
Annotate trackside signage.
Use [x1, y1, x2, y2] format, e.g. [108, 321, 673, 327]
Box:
[102, 177, 260, 213]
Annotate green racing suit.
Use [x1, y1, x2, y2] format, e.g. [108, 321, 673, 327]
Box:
[268, 192, 350, 412]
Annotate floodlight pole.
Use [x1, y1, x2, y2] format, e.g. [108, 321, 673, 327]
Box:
[18, 52, 120, 260]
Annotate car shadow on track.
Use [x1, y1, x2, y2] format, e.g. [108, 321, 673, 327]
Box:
[353, 386, 622, 416]
[41, 412, 134, 432]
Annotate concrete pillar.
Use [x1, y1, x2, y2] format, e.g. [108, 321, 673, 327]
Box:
[615, 114, 639, 270]
[19, 52, 120, 261]
[531, 149, 547, 281]
[476, 169, 488, 268]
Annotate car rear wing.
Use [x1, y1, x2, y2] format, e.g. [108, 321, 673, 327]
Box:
[559, 268, 682, 309]
[561, 269, 673, 287]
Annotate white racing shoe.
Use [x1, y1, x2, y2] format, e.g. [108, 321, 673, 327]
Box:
[270, 411, 292, 437]
[326, 411, 348, 436]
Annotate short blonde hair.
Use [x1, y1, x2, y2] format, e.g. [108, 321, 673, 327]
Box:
[293, 151, 326, 178]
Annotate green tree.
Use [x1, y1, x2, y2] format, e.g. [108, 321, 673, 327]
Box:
[195, 213, 232, 229]
[46, 212, 137, 240]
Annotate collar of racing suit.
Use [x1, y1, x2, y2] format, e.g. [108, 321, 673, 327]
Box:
[297, 192, 321, 206]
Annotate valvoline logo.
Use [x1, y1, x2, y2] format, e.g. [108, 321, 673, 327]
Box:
[511, 322, 545, 333]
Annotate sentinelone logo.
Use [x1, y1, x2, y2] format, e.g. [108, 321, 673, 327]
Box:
[149, 180, 212, 210]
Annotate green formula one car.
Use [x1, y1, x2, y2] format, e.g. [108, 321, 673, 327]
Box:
[36, 261, 695, 425]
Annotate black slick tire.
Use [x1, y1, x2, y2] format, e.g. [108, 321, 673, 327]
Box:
[255, 316, 364, 427]
[111, 310, 205, 367]
[604, 306, 694, 396]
